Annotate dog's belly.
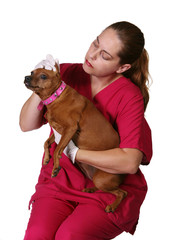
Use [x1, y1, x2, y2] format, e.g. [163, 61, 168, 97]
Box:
[73, 112, 119, 151]
[74, 129, 119, 151]
[74, 129, 119, 180]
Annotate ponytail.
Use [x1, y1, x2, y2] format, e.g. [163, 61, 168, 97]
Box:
[123, 49, 150, 111]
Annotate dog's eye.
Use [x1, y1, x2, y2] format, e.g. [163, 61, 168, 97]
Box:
[31, 71, 34, 75]
[40, 74, 47, 80]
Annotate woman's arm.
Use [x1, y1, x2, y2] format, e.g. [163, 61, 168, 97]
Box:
[19, 93, 44, 132]
[76, 148, 143, 174]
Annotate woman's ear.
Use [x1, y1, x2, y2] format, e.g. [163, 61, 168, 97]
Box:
[116, 64, 131, 74]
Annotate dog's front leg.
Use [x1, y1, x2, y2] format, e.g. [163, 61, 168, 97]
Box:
[43, 133, 55, 165]
[52, 127, 77, 177]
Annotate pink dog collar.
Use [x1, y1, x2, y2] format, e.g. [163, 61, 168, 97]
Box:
[37, 81, 66, 111]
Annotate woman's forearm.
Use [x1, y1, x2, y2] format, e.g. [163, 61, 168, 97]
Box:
[76, 148, 143, 174]
[19, 93, 44, 132]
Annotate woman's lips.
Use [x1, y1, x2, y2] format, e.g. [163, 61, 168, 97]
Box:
[85, 59, 93, 68]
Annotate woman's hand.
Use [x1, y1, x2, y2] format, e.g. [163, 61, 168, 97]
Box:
[63, 140, 79, 164]
[52, 128, 79, 164]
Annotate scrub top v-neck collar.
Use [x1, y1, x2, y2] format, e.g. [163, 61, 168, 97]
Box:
[87, 75, 125, 102]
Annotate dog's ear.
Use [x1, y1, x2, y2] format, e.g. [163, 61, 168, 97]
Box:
[55, 62, 60, 74]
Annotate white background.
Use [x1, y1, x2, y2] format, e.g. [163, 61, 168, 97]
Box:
[0, 0, 176, 239]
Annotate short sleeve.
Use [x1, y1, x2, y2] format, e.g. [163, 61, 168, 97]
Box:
[117, 91, 152, 165]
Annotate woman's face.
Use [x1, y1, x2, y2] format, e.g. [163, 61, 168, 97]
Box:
[83, 28, 123, 78]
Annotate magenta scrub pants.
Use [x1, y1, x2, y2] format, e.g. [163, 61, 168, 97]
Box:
[24, 197, 123, 240]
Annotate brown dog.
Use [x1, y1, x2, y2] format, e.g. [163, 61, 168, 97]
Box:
[24, 64, 127, 212]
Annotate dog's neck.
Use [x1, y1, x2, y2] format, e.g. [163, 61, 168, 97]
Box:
[37, 81, 66, 111]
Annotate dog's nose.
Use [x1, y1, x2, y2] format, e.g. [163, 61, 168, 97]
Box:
[24, 75, 32, 87]
[25, 76, 31, 82]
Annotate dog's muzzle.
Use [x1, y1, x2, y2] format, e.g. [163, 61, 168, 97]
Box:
[24, 75, 32, 87]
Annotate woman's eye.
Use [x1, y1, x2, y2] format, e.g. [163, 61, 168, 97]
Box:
[40, 74, 47, 80]
[101, 53, 110, 61]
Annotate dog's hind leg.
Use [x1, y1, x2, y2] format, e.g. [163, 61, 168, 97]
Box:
[105, 188, 127, 213]
[43, 134, 55, 165]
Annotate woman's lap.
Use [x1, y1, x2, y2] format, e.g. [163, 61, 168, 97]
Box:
[24, 197, 122, 240]
[55, 201, 123, 240]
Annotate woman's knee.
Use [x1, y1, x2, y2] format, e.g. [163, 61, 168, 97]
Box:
[55, 222, 103, 240]
[24, 197, 75, 240]
[24, 226, 55, 240]
[55, 227, 92, 240]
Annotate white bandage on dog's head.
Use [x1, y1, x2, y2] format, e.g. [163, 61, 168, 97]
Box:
[34, 54, 60, 72]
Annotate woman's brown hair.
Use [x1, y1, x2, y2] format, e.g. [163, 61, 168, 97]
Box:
[107, 21, 150, 111]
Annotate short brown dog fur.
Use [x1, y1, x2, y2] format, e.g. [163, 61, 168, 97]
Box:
[24, 64, 127, 212]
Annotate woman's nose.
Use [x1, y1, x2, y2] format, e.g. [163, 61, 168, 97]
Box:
[90, 49, 98, 60]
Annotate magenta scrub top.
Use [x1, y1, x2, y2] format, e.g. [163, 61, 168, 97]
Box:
[29, 63, 152, 234]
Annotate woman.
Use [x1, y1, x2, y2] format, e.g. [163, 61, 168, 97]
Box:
[20, 21, 152, 240]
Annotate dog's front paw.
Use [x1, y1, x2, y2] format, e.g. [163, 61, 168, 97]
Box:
[51, 166, 61, 178]
[43, 153, 51, 165]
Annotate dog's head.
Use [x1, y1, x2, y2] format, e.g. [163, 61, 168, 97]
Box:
[24, 63, 62, 99]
